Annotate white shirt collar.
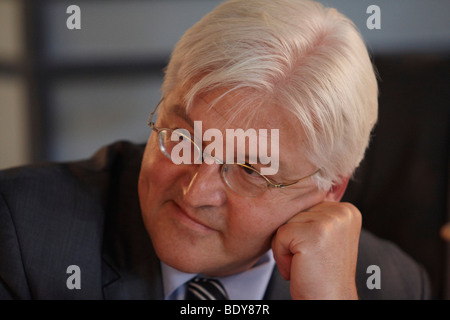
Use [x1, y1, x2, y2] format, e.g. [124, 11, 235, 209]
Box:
[161, 250, 275, 300]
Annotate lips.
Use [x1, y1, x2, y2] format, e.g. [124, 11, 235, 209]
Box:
[171, 200, 215, 232]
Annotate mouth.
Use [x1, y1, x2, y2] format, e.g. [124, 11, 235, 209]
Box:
[171, 201, 216, 233]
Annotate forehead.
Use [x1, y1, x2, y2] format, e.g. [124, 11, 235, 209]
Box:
[164, 86, 292, 132]
[161, 85, 313, 176]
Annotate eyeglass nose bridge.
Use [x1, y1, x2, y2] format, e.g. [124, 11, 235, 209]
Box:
[201, 151, 224, 166]
[173, 138, 234, 196]
[180, 148, 229, 197]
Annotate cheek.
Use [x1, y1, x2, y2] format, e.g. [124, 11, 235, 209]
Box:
[138, 138, 177, 214]
[226, 189, 322, 251]
[224, 199, 291, 255]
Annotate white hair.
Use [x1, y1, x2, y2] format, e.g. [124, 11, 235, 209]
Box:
[162, 0, 378, 190]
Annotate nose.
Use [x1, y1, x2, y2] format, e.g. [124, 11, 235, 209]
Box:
[182, 162, 227, 208]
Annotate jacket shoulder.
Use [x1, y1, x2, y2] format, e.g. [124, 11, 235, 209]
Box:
[0, 141, 144, 299]
[356, 229, 431, 299]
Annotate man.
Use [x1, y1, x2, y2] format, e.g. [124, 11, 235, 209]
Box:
[0, 0, 430, 300]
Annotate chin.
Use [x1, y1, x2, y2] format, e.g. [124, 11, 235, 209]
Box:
[156, 246, 214, 274]
[150, 234, 234, 276]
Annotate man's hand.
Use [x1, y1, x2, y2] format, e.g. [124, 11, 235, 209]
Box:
[271, 202, 362, 300]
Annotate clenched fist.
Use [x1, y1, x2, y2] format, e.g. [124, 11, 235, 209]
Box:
[272, 202, 362, 300]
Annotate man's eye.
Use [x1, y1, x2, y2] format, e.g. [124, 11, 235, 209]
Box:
[172, 128, 192, 141]
[242, 163, 258, 175]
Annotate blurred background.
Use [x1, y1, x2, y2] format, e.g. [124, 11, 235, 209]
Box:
[0, 0, 449, 298]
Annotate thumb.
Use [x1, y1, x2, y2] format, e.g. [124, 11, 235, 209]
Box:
[271, 230, 293, 280]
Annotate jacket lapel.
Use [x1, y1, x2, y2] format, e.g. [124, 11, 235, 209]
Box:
[100, 192, 165, 299]
[101, 249, 164, 299]
[99, 143, 164, 299]
[264, 266, 291, 300]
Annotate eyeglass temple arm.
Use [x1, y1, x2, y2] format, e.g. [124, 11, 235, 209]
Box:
[268, 169, 321, 189]
[147, 98, 165, 126]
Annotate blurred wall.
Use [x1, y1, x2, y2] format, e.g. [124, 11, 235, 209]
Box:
[0, 0, 450, 169]
[0, 1, 28, 169]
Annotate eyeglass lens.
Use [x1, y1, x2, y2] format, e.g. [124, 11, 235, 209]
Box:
[157, 129, 267, 196]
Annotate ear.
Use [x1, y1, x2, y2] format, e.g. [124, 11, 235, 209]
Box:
[324, 176, 350, 202]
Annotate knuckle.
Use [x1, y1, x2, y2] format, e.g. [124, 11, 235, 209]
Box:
[310, 219, 331, 239]
[273, 222, 294, 244]
[337, 202, 362, 227]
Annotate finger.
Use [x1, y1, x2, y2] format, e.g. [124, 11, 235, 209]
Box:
[271, 222, 307, 280]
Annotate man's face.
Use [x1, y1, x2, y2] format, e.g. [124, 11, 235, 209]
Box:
[138, 85, 327, 277]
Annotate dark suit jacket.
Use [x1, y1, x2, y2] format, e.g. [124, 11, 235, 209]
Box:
[0, 141, 431, 299]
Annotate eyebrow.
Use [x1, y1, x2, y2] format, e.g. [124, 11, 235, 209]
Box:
[167, 103, 194, 127]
